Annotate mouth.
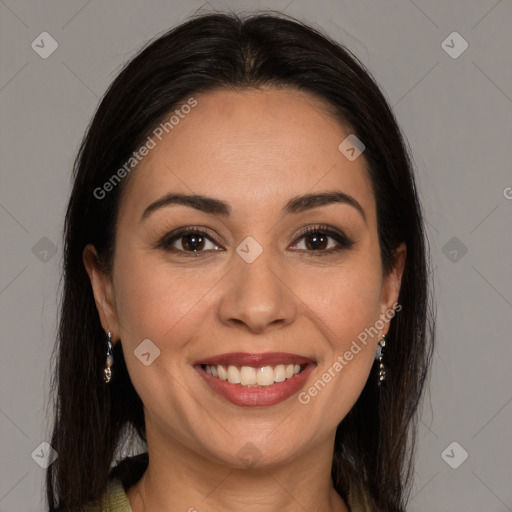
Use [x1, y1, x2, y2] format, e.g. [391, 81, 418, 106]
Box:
[194, 352, 316, 407]
[200, 362, 307, 387]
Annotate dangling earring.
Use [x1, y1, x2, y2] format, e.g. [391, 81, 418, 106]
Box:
[375, 333, 386, 386]
[103, 331, 114, 383]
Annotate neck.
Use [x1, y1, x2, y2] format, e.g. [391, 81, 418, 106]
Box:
[126, 433, 348, 512]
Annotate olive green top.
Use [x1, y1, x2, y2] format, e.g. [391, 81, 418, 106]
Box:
[93, 479, 131, 512]
[94, 478, 369, 512]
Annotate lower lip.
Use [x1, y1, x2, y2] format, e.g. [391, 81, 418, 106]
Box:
[195, 364, 315, 407]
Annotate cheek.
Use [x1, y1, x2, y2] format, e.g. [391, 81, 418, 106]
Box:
[113, 248, 227, 362]
[292, 255, 383, 414]
[114, 242, 384, 364]
[112, 253, 214, 414]
[298, 257, 383, 348]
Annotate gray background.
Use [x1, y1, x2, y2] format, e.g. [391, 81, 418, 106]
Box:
[1, 0, 511, 510]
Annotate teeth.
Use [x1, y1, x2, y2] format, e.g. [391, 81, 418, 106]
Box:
[274, 364, 286, 382]
[256, 366, 274, 386]
[217, 365, 228, 380]
[240, 366, 257, 386]
[227, 365, 240, 384]
[204, 363, 304, 387]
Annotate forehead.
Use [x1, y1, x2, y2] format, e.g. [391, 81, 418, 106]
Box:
[119, 87, 375, 222]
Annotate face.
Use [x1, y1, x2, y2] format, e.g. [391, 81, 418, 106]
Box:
[84, 87, 405, 469]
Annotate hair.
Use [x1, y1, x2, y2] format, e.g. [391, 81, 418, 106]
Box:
[47, 11, 435, 512]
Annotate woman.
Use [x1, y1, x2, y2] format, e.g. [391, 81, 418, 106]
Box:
[47, 11, 435, 512]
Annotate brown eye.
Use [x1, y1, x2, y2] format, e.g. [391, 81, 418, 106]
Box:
[304, 232, 329, 251]
[290, 225, 355, 254]
[159, 227, 223, 255]
[180, 232, 206, 251]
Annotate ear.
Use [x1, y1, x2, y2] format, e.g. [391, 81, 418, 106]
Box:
[379, 242, 406, 335]
[83, 244, 119, 342]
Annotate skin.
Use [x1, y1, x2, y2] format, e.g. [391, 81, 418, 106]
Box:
[83, 87, 405, 512]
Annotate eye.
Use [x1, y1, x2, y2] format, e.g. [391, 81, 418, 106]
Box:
[158, 227, 223, 256]
[157, 224, 354, 257]
[290, 225, 354, 255]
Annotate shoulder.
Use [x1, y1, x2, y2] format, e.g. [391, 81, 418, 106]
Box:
[87, 478, 133, 512]
[89, 452, 148, 511]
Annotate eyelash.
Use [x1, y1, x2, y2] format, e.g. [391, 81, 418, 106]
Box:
[157, 224, 355, 258]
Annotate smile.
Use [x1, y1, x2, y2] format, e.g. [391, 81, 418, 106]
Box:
[202, 363, 305, 387]
[194, 352, 316, 407]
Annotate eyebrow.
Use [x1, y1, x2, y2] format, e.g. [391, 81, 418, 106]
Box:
[140, 191, 366, 223]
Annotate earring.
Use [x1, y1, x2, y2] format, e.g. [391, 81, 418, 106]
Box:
[375, 333, 386, 386]
[103, 331, 114, 383]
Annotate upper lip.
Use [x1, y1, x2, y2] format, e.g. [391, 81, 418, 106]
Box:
[194, 352, 316, 367]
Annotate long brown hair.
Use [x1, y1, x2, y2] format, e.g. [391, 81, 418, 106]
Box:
[47, 11, 435, 511]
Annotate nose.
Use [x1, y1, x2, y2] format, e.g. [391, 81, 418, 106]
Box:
[217, 247, 298, 334]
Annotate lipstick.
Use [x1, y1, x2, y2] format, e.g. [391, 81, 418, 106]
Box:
[194, 352, 316, 407]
